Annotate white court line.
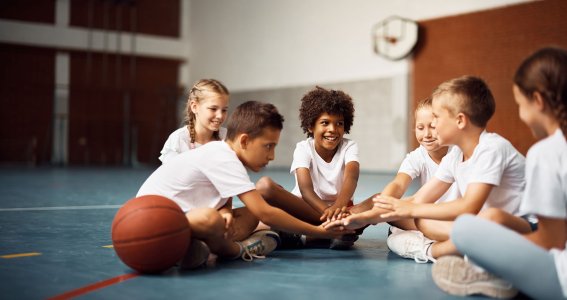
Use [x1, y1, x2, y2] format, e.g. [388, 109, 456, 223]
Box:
[0, 205, 121, 212]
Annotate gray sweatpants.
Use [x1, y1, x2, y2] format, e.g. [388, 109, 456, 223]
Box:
[452, 214, 565, 300]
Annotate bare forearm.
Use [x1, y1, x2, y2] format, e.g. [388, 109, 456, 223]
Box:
[260, 206, 328, 237]
[301, 192, 327, 214]
[411, 201, 478, 221]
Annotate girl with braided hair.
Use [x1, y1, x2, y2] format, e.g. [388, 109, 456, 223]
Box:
[159, 79, 230, 163]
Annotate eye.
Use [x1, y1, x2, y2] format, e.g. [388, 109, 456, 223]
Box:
[321, 120, 329, 125]
[337, 121, 344, 127]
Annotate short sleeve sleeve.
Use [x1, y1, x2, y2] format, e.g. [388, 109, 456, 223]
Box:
[435, 148, 458, 184]
[290, 141, 311, 173]
[398, 149, 422, 180]
[344, 141, 359, 164]
[202, 154, 255, 198]
[467, 146, 504, 186]
[520, 145, 566, 218]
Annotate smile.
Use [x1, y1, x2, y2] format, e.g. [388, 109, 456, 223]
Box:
[323, 136, 338, 141]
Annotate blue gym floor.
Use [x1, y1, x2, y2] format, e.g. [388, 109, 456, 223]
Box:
[0, 167, 469, 299]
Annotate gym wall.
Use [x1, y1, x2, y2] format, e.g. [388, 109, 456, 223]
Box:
[412, 0, 567, 154]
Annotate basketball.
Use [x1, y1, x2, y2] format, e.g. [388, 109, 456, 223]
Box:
[111, 195, 191, 273]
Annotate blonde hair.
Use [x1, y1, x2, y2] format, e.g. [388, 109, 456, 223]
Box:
[432, 75, 495, 128]
[185, 79, 229, 143]
[414, 96, 432, 120]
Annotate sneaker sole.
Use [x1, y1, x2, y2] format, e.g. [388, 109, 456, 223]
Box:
[432, 257, 518, 299]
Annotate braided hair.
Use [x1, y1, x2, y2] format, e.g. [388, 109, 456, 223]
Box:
[185, 79, 229, 144]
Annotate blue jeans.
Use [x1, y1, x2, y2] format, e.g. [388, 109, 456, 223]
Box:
[452, 214, 565, 300]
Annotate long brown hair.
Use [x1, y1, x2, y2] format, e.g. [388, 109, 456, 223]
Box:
[514, 47, 567, 136]
[185, 79, 229, 143]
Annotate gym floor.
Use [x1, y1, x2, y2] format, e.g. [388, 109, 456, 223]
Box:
[0, 167, 469, 299]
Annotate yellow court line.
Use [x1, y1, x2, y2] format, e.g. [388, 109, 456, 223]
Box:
[1, 252, 42, 259]
[102, 245, 114, 248]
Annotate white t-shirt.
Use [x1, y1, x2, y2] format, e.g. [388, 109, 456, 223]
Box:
[435, 131, 525, 214]
[398, 145, 460, 203]
[138, 141, 255, 212]
[519, 129, 567, 297]
[290, 138, 359, 202]
[159, 126, 227, 163]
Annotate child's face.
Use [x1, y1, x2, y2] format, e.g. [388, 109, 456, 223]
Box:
[513, 85, 546, 139]
[431, 94, 459, 146]
[310, 113, 345, 154]
[191, 93, 229, 133]
[241, 127, 280, 172]
[415, 107, 442, 152]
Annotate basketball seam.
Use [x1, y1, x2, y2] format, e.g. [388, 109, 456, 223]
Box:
[112, 205, 186, 230]
[113, 226, 190, 244]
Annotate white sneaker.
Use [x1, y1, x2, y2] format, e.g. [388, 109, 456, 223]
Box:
[432, 255, 518, 299]
[386, 230, 435, 263]
[237, 230, 280, 261]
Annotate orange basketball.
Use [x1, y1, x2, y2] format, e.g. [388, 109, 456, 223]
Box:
[111, 195, 191, 273]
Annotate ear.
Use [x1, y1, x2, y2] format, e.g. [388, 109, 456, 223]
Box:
[190, 100, 199, 114]
[532, 91, 546, 112]
[238, 133, 249, 150]
[456, 112, 467, 129]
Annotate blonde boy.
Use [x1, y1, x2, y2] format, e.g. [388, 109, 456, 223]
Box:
[375, 75, 528, 262]
[328, 76, 528, 262]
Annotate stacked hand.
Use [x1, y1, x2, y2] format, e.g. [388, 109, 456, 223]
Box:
[373, 194, 414, 219]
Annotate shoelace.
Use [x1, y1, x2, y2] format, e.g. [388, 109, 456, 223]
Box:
[404, 232, 433, 264]
[240, 241, 266, 262]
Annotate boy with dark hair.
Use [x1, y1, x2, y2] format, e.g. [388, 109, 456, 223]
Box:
[137, 101, 350, 268]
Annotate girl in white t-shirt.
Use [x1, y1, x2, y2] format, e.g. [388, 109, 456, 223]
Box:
[256, 86, 359, 249]
[159, 79, 229, 164]
[432, 47, 567, 299]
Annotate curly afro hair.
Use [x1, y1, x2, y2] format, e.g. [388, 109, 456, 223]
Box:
[299, 86, 355, 137]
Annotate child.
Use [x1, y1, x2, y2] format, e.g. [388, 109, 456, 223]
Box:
[137, 101, 351, 268]
[432, 47, 567, 299]
[256, 86, 359, 249]
[339, 96, 460, 235]
[159, 79, 229, 164]
[328, 76, 527, 263]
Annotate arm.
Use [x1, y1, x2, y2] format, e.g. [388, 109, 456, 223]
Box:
[381, 173, 412, 198]
[376, 182, 491, 221]
[218, 197, 234, 238]
[238, 189, 351, 238]
[321, 161, 360, 220]
[524, 216, 566, 250]
[296, 167, 328, 214]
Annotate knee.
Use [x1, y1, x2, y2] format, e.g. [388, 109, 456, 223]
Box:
[191, 208, 225, 235]
[255, 176, 275, 197]
[478, 208, 507, 224]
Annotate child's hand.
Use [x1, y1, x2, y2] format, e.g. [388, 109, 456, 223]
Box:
[317, 223, 354, 239]
[373, 195, 413, 219]
[220, 211, 235, 239]
[320, 205, 349, 222]
[323, 214, 369, 230]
